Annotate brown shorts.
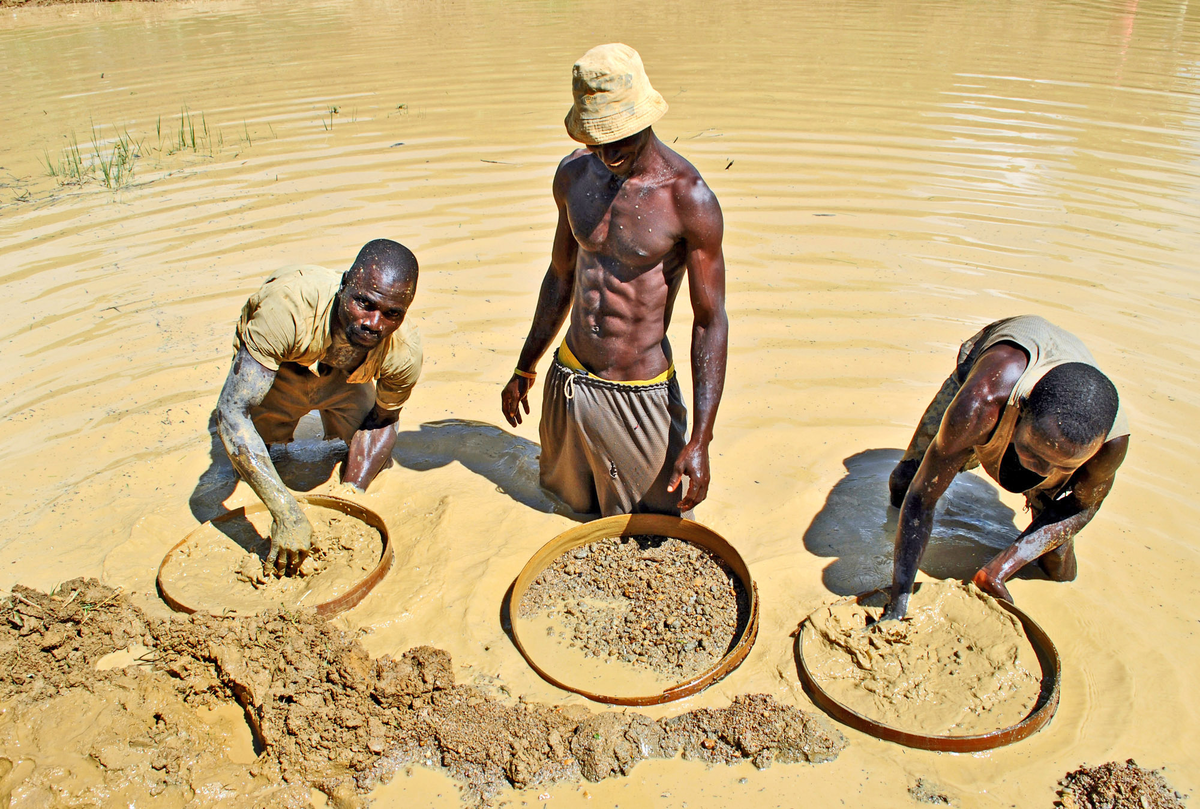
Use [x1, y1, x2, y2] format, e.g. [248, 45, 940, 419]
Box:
[538, 357, 687, 517]
[251, 362, 375, 445]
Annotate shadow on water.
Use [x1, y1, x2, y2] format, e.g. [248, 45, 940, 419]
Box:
[391, 418, 588, 521]
[803, 448, 1045, 597]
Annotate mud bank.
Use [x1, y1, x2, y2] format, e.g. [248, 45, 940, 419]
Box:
[1, 580, 845, 806]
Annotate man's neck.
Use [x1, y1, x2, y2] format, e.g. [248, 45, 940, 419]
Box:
[323, 310, 369, 372]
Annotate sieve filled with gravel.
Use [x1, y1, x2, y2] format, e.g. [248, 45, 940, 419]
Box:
[518, 535, 750, 680]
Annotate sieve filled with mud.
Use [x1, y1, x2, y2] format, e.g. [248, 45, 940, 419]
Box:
[510, 514, 758, 705]
[157, 494, 392, 617]
[797, 580, 1060, 751]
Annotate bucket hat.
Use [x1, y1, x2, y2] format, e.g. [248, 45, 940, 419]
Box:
[565, 43, 668, 145]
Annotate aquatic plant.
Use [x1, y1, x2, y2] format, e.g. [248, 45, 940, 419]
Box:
[42, 125, 142, 190]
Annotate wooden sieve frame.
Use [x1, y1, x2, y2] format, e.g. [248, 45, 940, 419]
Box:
[795, 587, 1061, 752]
[507, 514, 759, 706]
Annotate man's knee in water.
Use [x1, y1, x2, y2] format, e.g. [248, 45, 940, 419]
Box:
[889, 458, 920, 508]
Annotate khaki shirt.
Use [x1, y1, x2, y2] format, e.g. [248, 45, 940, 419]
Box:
[234, 265, 422, 410]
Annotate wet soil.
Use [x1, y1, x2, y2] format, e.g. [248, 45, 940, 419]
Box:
[158, 505, 381, 615]
[518, 535, 748, 680]
[0, 580, 845, 806]
[910, 777, 956, 805]
[802, 581, 1042, 736]
[1057, 759, 1188, 809]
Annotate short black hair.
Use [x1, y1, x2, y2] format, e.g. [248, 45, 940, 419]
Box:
[1025, 362, 1119, 445]
[346, 238, 418, 292]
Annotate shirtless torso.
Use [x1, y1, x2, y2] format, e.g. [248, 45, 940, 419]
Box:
[502, 128, 728, 511]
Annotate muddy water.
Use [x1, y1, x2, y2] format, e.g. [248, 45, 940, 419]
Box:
[1, 0, 1199, 806]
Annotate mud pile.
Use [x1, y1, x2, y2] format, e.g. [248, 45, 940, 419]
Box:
[158, 504, 381, 614]
[0, 580, 845, 807]
[802, 580, 1042, 735]
[1057, 759, 1187, 809]
[519, 535, 748, 678]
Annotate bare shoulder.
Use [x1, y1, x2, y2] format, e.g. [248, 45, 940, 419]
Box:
[552, 148, 592, 200]
[662, 155, 722, 236]
[941, 343, 1028, 448]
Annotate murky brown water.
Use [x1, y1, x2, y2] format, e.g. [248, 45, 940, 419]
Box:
[2, 0, 1199, 805]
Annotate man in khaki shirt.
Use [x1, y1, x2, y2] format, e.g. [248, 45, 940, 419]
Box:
[217, 239, 422, 576]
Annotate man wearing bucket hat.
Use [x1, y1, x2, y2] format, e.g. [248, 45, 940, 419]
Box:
[217, 239, 422, 577]
[501, 43, 728, 517]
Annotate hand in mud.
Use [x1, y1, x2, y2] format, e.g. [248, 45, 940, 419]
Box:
[877, 599, 907, 624]
[266, 509, 313, 578]
[501, 374, 533, 427]
[971, 569, 1014, 603]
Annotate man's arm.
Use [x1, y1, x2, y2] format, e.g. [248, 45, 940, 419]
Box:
[343, 405, 400, 491]
[216, 347, 311, 576]
[881, 349, 1019, 620]
[666, 177, 727, 511]
[973, 435, 1128, 599]
[502, 157, 580, 427]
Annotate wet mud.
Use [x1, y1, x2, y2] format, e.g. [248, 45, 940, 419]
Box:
[801, 581, 1041, 735]
[158, 505, 381, 615]
[1, 580, 844, 806]
[1056, 760, 1187, 809]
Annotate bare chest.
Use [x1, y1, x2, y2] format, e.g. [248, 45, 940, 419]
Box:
[567, 185, 683, 269]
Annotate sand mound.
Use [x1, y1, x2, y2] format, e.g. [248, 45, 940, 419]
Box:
[1057, 759, 1187, 809]
[802, 580, 1042, 735]
[0, 580, 845, 807]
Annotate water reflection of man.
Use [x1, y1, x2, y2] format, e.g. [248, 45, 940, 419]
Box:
[500, 43, 728, 516]
[217, 240, 422, 576]
[882, 315, 1129, 620]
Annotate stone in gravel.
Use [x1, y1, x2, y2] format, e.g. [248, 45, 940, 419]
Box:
[519, 535, 749, 680]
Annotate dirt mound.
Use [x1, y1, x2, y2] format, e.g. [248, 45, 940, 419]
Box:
[0, 577, 150, 699]
[519, 535, 748, 679]
[1057, 759, 1187, 809]
[1, 581, 846, 807]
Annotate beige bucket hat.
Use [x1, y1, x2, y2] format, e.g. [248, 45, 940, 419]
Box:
[565, 43, 668, 145]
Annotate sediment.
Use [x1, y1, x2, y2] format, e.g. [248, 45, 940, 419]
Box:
[0, 579, 845, 806]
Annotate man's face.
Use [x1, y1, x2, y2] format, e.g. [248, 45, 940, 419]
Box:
[337, 268, 413, 349]
[1012, 416, 1103, 478]
[587, 130, 649, 177]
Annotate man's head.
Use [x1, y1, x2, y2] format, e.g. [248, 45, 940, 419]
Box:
[1013, 362, 1119, 475]
[565, 43, 667, 164]
[337, 239, 418, 349]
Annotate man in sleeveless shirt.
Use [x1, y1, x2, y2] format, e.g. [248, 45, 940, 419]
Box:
[882, 315, 1129, 621]
[217, 240, 422, 577]
[499, 44, 728, 516]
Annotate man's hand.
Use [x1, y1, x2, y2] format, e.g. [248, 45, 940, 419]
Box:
[266, 506, 313, 577]
[501, 374, 533, 427]
[667, 438, 710, 512]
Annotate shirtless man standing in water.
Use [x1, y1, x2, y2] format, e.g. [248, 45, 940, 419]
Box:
[501, 43, 728, 516]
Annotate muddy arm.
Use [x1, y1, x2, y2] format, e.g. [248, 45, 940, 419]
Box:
[881, 353, 1016, 620]
[974, 435, 1129, 597]
[502, 158, 579, 427]
[342, 405, 400, 491]
[216, 347, 312, 576]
